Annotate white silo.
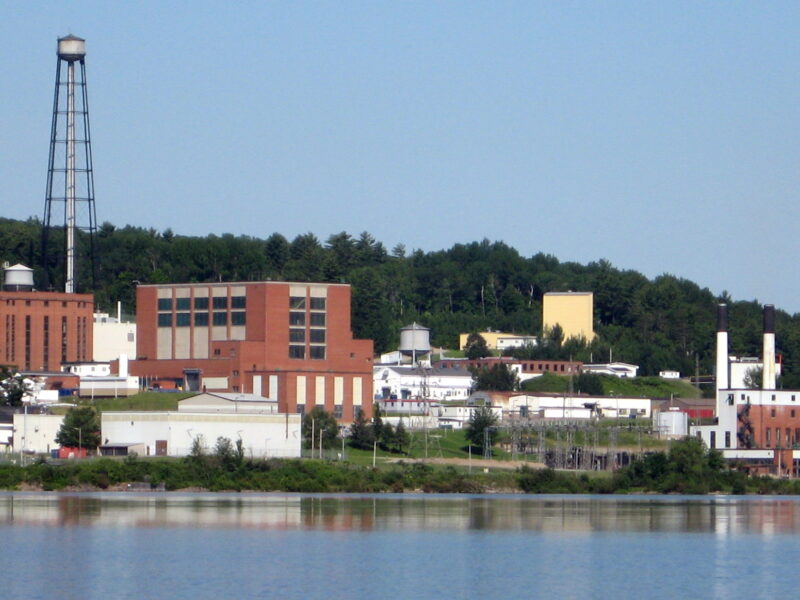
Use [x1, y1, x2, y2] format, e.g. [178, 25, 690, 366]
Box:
[399, 322, 431, 364]
[2, 264, 35, 292]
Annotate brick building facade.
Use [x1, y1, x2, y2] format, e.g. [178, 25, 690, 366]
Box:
[0, 290, 94, 372]
[130, 281, 374, 420]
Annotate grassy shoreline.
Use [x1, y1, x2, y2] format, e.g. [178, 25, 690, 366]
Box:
[2, 447, 800, 496]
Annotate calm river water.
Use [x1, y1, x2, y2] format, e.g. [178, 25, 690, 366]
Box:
[3, 492, 800, 599]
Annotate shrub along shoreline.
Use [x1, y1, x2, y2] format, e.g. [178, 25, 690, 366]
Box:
[1, 438, 799, 494]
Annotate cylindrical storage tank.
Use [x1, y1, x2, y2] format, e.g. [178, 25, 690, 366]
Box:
[399, 322, 431, 356]
[656, 411, 688, 436]
[58, 35, 86, 61]
[3, 264, 34, 291]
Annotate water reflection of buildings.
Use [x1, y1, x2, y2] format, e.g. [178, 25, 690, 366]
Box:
[2, 494, 800, 535]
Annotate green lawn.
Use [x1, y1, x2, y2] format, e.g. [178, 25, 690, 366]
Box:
[93, 392, 192, 412]
[601, 376, 700, 398]
[51, 392, 193, 414]
[522, 373, 701, 398]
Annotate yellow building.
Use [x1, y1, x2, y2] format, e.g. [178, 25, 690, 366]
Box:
[542, 292, 595, 342]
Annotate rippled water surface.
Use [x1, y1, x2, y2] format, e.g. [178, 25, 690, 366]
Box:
[4, 492, 800, 599]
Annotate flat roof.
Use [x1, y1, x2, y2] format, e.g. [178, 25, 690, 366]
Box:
[137, 281, 350, 289]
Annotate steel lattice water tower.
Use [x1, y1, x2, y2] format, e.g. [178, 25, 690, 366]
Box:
[42, 34, 97, 293]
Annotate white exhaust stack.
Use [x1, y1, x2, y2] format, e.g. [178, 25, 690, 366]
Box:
[716, 304, 729, 392]
[763, 305, 776, 390]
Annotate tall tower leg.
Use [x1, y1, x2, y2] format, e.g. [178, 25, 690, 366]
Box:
[42, 34, 97, 294]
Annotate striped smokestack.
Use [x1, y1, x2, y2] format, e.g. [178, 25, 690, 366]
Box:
[763, 304, 776, 390]
[716, 304, 729, 392]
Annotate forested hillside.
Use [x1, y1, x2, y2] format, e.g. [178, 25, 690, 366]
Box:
[2, 216, 799, 386]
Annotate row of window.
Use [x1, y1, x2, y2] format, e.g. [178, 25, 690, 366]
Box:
[290, 297, 326, 311]
[709, 431, 732, 449]
[158, 312, 246, 327]
[4, 299, 87, 308]
[770, 408, 798, 418]
[289, 312, 325, 326]
[290, 329, 325, 343]
[764, 427, 800, 448]
[158, 296, 246, 311]
[732, 393, 798, 403]
[462, 361, 572, 373]
[709, 428, 800, 450]
[289, 346, 326, 359]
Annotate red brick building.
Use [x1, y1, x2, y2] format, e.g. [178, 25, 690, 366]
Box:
[0, 289, 93, 372]
[435, 356, 582, 376]
[130, 281, 374, 420]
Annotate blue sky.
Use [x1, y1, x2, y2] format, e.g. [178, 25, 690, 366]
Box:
[2, 2, 799, 312]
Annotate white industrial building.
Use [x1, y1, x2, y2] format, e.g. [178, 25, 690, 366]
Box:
[101, 392, 300, 458]
[374, 365, 473, 403]
[508, 393, 650, 419]
[691, 304, 798, 475]
[495, 335, 538, 351]
[468, 391, 651, 420]
[13, 413, 65, 455]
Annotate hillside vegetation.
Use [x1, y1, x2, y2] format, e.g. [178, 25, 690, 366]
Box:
[521, 373, 701, 398]
[3, 217, 799, 386]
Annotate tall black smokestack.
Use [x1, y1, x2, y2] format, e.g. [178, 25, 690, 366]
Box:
[717, 303, 729, 332]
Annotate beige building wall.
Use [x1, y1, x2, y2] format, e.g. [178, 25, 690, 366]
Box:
[458, 331, 517, 350]
[542, 292, 595, 341]
[93, 321, 137, 362]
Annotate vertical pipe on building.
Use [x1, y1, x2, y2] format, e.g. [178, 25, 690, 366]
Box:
[763, 304, 776, 390]
[716, 304, 729, 393]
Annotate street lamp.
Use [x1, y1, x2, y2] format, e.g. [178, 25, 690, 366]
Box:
[65, 425, 83, 453]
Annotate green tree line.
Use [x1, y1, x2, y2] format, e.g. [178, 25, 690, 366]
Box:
[3, 217, 800, 386]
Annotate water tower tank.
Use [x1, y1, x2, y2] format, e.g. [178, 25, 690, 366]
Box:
[57, 34, 86, 61]
[399, 322, 431, 356]
[3, 264, 34, 291]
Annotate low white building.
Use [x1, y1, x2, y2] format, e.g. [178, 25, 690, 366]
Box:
[581, 362, 640, 378]
[66, 355, 139, 398]
[64, 362, 112, 377]
[659, 370, 681, 379]
[435, 404, 503, 429]
[495, 335, 538, 351]
[499, 393, 651, 420]
[374, 365, 473, 403]
[101, 393, 300, 458]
